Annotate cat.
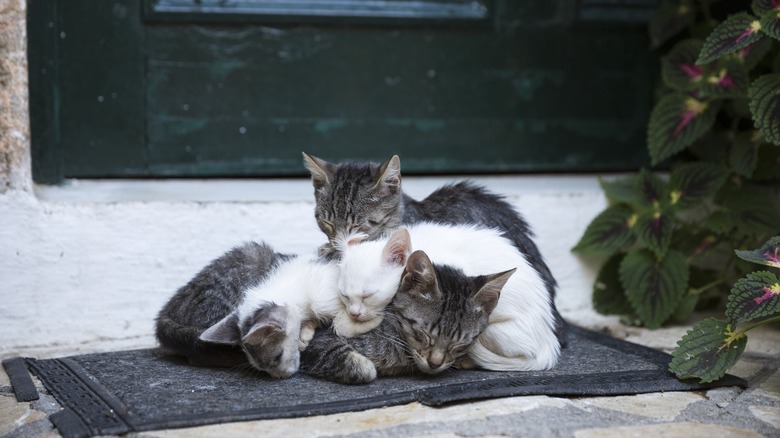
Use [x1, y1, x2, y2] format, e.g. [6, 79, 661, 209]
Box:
[302, 152, 566, 342]
[300, 249, 514, 384]
[195, 238, 413, 378]
[155, 241, 292, 369]
[333, 223, 562, 371]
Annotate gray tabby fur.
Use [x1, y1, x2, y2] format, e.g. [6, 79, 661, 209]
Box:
[155, 241, 292, 368]
[300, 250, 514, 384]
[303, 153, 567, 341]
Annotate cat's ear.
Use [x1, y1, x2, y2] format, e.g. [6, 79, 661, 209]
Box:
[373, 155, 401, 194]
[242, 305, 288, 345]
[199, 312, 241, 345]
[399, 250, 439, 297]
[473, 268, 516, 314]
[302, 152, 336, 190]
[382, 227, 412, 267]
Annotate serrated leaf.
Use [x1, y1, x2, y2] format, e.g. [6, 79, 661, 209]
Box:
[648, 95, 719, 165]
[726, 271, 780, 323]
[599, 175, 638, 205]
[752, 0, 780, 15]
[668, 162, 729, 209]
[748, 74, 780, 145]
[700, 58, 750, 98]
[635, 211, 674, 257]
[672, 293, 699, 322]
[697, 13, 766, 65]
[760, 9, 780, 40]
[716, 183, 780, 238]
[662, 39, 705, 91]
[729, 131, 761, 177]
[593, 254, 635, 316]
[669, 318, 747, 383]
[649, 0, 695, 48]
[735, 236, 780, 268]
[573, 204, 637, 255]
[620, 249, 689, 328]
[635, 169, 669, 209]
[736, 37, 774, 71]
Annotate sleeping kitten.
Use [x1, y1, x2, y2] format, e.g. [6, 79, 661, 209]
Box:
[335, 223, 561, 371]
[300, 250, 513, 384]
[155, 241, 292, 368]
[196, 240, 414, 378]
[302, 153, 566, 341]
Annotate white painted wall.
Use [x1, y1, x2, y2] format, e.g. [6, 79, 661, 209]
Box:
[0, 176, 611, 359]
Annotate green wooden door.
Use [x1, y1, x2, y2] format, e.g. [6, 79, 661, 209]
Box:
[29, 0, 658, 183]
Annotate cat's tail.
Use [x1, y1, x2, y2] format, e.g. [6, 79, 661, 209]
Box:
[155, 314, 245, 368]
[467, 332, 561, 372]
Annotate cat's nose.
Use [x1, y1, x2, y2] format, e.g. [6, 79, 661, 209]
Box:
[349, 310, 361, 318]
[427, 358, 443, 369]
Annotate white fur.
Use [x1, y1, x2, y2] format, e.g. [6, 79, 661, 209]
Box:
[338, 222, 561, 371]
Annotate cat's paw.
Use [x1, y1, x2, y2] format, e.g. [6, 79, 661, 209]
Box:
[333, 316, 382, 338]
[341, 352, 377, 384]
[298, 320, 318, 351]
[456, 357, 478, 370]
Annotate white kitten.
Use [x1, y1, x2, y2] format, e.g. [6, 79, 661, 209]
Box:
[336, 222, 561, 371]
[199, 254, 344, 378]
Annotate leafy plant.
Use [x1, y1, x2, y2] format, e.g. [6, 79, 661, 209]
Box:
[573, 1, 780, 329]
[669, 236, 780, 383]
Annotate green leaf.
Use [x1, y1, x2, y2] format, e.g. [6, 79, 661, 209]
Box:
[759, 9, 780, 41]
[716, 183, 780, 238]
[599, 175, 638, 205]
[669, 318, 747, 383]
[728, 131, 761, 177]
[726, 271, 780, 323]
[635, 211, 674, 257]
[668, 162, 729, 209]
[735, 236, 780, 268]
[662, 39, 705, 91]
[672, 293, 699, 322]
[572, 204, 637, 255]
[737, 37, 774, 71]
[648, 95, 719, 165]
[592, 254, 635, 316]
[649, 0, 695, 48]
[620, 249, 689, 329]
[635, 169, 669, 209]
[748, 74, 780, 145]
[700, 58, 750, 99]
[753, 142, 780, 180]
[752, 0, 780, 15]
[697, 13, 766, 65]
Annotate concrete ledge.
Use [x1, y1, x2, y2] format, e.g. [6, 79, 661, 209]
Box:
[2, 175, 611, 358]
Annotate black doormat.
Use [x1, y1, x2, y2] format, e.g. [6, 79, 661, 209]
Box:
[4, 326, 745, 438]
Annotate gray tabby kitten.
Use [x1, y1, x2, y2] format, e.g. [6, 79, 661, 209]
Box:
[302, 152, 566, 340]
[155, 241, 293, 369]
[300, 250, 515, 384]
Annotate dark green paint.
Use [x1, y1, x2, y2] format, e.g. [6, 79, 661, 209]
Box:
[29, 0, 657, 183]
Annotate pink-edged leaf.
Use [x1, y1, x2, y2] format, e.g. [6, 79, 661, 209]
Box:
[697, 13, 766, 65]
[759, 9, 780, 40]
[648, 95, 719, 165]
[662, 39, 705, 91]
[735, 236, 780, 268]
[620, 249, 689, 329]
[649, 0, 695, 48]
[748, 73, 780, 145]
[701, 59, 749, 98]
[726, 271, 780, 323]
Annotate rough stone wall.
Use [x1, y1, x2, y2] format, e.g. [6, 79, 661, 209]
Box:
[0, 0, 31, 193]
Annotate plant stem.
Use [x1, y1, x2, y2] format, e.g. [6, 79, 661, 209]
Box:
[737, 315, 780, 336]
[691, 279, 725, 295]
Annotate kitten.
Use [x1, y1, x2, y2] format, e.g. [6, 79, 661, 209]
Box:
[196, 241, 414, 378]
[302, 153, 566, 341]
[155, 241, 291, 368]
[334, 223, 561, 371]
[300, 250, 513, 384]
